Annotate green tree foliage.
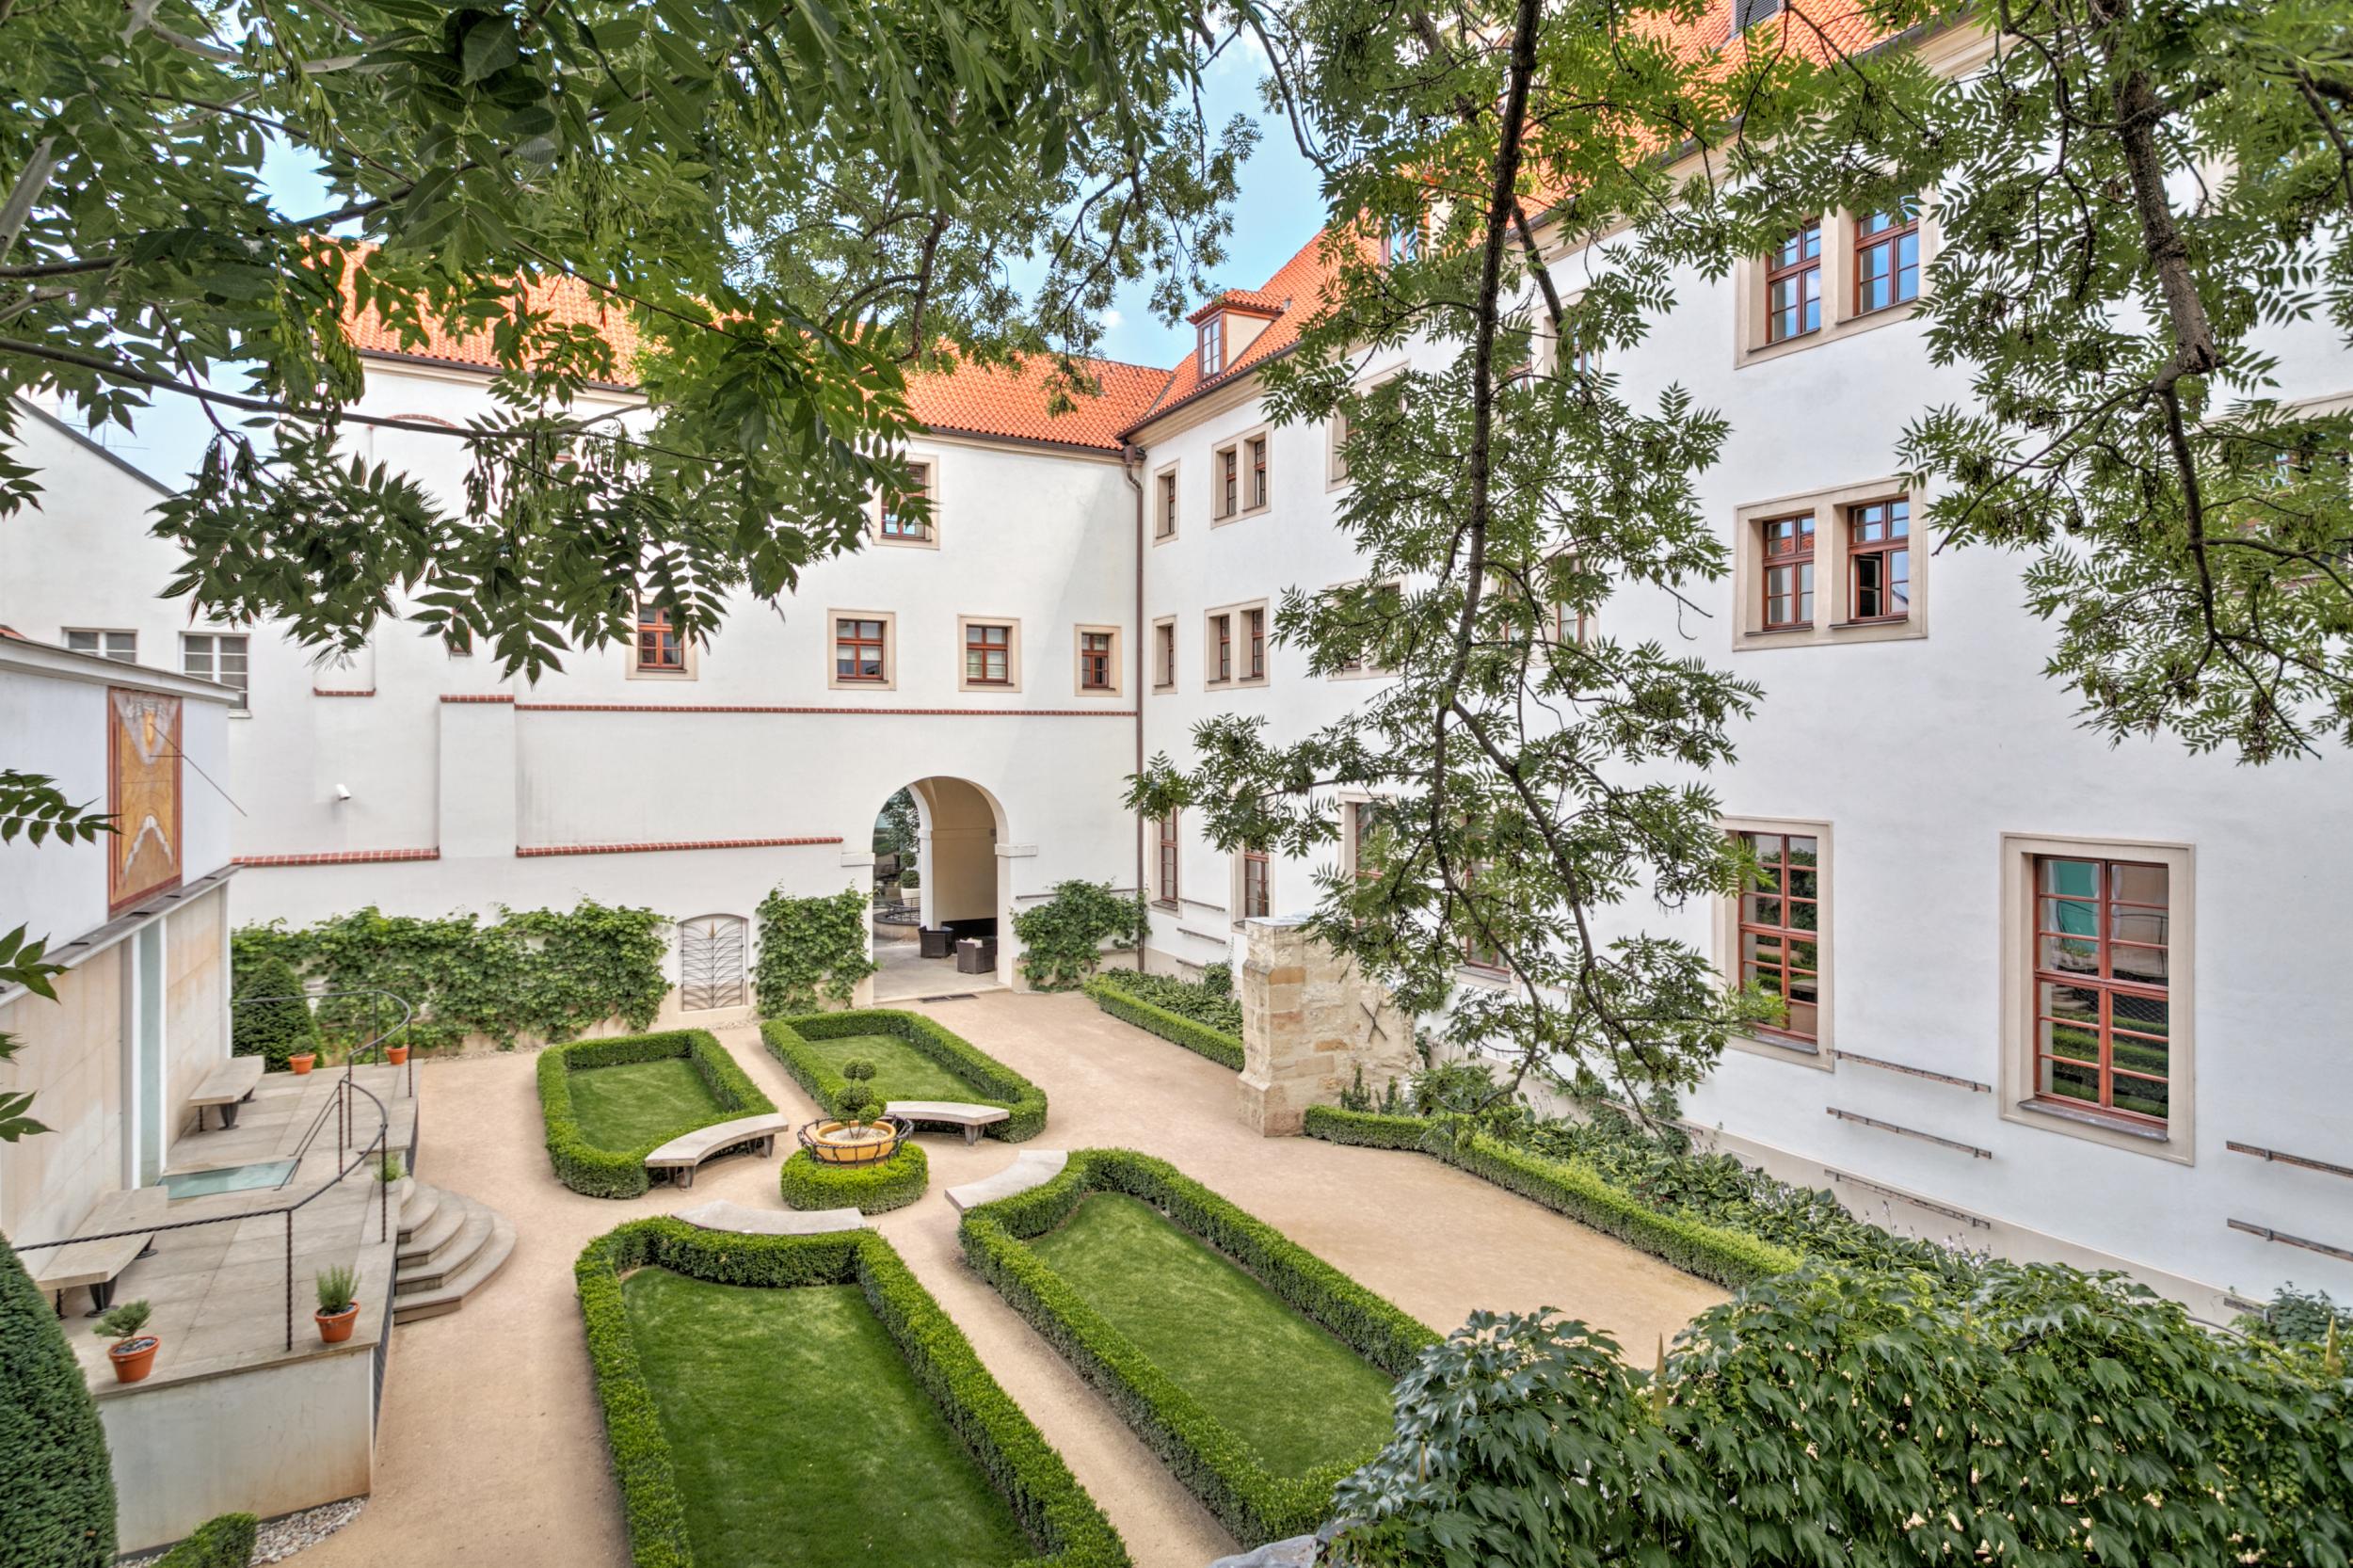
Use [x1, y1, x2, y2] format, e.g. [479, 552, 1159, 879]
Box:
[872, 788, 920, 859]
[232, 901, 667, 1050]
[0, 1233, 116, 1566]
[752, 887, 877, 1015]
[2, 0, 1250, 678]
[231, 954, 318, 1069]
[1331, 1264, 2353, 1567]
[1010, 880, 1144, 990]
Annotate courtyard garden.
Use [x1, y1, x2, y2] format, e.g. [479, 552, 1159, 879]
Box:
[538, 1030, 777, 1198]
[762, 1009, 1047, 1141]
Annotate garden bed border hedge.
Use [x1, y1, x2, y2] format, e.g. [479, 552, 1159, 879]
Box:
[536, 1031, 776, 1199]
[1302, 1106, 1801, 1288]
[760, 1009, 1047, 1141]
[777, 1144, 930, 1213]
[1081, 974, 1244, 1071]
[958, 1147, 1437, 1544]
[577, 1217, 1127, 1568]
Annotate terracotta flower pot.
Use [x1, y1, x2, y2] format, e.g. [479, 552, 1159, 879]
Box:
[314, 1303, 360, 1344]
[289, 1053, 317, 1075]
[108, 1336, 160, 1384]
[800, 1118, 907, 1166]
[386, 1045, 409, 1066]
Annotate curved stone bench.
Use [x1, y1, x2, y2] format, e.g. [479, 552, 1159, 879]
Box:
[947, 1150, 1068, 1213]
[644, 1113, 791, 1189]
[189, 1054, 265, 1131]
[677, 1198, 865, 1235]
[886, 1100, 1010, 1145]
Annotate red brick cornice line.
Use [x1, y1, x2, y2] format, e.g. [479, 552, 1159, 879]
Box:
[236, 847, 440, 867]
[438, 693, 516, 703]
[515, 836, 844, 857]
[311, 688, 376, 697]
[509, 701, 1136, 716]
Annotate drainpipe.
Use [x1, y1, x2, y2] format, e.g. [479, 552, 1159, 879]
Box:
[1122, 441, 1148, 973]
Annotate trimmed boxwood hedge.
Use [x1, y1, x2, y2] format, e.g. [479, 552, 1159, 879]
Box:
[576, 1216, 1127, 1568]
[1081, 974, 1244, 1071]
[760, 1009, 1046, 1142]
[0, 1233, 115, 1566]
[1302, 1106, 1801, 1289]
[153, 1513, 259, 1567]
[537, 1031, 776, 1199]
[777, 1144, 929, 1214]
[959, 1148, 1438, 1545]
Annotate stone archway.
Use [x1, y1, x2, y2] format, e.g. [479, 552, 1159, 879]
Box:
[870, 776, 1013, 1000]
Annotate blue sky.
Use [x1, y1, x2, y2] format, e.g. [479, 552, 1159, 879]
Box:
[110, 56, 1317, 486]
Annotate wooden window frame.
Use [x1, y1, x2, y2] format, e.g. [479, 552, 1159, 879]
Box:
[1999, 833, 2195, 1161]
[1151, 616, 1177, 693]
[1716, 816, 1834, 1068]
[1845, 498, 1912, 624]
[181, 631, 250, 712]
[1737, 199, 1935, 367]
[1246, 434, 1269, 512]
[1155, 810, 1180, 907]
[874, 456, 939, 549]
[1199, 314, 1225, 378]
[957, 616, 1022, 693]
[1075, 625, 1122, 696]
[65, 629, 138, 663]
[1852, 199, 1922, 317]
[1154, 462, 1179, 542]
[1211, 425, 1273, 523]
[1734, 481, 1929, 650]
[634, 606, 687, 672]
[827, 609, 897, 691]
[1207, 612, 1233, 685]
[1205, 600, 1269, 687]
[1238, 846, 1272, 922]
[1763, 222, 1823, 344]
[1759, 514, 1817, 632]
[2027, 856, 2173, 1130]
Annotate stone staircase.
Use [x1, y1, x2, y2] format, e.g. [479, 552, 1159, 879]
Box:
[389, 1177, 516, 1323]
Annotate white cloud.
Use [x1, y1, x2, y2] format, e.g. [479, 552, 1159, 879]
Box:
[1101, 309, 1126, 330]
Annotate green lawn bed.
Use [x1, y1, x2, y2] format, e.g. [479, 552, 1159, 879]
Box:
[762, 1011, 1047, 1141]
[959, 1149, 1436, 1544]
[620, 1272, 1031, 1568]
[537, 1031, 776, 1198]
[1025, 1195, 1395, 1476]
[578, 1218, 1125, 1568]
[566, 1059, 727, 1151]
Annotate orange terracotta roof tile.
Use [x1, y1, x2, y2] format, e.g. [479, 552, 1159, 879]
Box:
[1130, 231, 1367, 432]
[904, 355, 1172, 451]
[341, 265, 644, 387]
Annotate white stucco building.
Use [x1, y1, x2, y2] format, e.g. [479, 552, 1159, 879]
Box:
[4, 19, 2347, 1320]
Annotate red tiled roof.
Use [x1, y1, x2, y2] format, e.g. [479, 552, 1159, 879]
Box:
[1186, 287, 1289, 325]
[342, 267, 645, 386]
[1130, 231, 1364, 431]
[904, 355, 1172, 451]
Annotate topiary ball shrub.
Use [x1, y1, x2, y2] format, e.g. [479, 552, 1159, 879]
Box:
[232, 954, 317, 1069]
[153, 1512, 260, 1567]
[779, 1143, 929, 1214]
[0, 1234, 116, 1566]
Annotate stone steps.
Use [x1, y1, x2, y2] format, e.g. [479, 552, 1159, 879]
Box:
[389, 1180, 514, 1324]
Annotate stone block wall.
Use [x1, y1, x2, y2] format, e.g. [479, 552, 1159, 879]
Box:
[1236, 917, 1416, 1135]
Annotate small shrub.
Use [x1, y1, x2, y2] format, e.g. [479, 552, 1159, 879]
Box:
[778, 1144, 930, 1214]
[0, 1235, 116, 1565]
[842, 1058, 876, 1082]
[374, 1150, 405, 1183]
[537, 1031, 777, 1198]
[1012, 880, 1143, 990]
[232, 954, 316, 1069]
[753, 886, 876, 1014]
[152, 1513, 259, 1568]
[761, 1011, 1047, 1141]
[315, 1265, 359, 1314]
[2241, 1283, 2353, 1347]
[1082, 972, 1243, 1070]
[93, 1299, 153, 1347]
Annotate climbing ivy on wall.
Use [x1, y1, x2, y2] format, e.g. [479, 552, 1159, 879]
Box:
[1011, 879, 1144, 991]
[232, 902, 668, 1052]
[753, 886, 877, 1015]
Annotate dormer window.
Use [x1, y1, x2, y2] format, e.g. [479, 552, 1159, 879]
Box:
[1382, 218, 1420, 266]
[1199, 314, 1225, 377]
[1731, 0, 1783, 33]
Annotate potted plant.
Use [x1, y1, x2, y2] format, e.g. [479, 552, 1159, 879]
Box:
[374, 1151, 405, 1184]
[94, 1300, 158, 1383]
[797, 1069, 906, 1166]
[314, 1265, 360, 1344]
[385, 1038, 409, 1066]
[288, 1048, 317, 1075]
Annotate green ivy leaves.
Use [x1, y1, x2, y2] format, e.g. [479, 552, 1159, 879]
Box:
[1010, 880, 1142, 991]
[753, 886, 876, 1016]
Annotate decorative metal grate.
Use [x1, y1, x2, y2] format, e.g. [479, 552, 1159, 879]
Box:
[679, 914, 747, 1011]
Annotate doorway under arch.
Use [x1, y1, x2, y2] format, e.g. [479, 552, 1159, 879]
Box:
[870, 776, 1012, 1000]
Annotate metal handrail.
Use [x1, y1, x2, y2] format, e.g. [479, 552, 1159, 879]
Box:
[232, 987, 417, 1101]
[16, 1064, 402, 1351]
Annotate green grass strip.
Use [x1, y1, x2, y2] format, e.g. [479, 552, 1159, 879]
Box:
[620, 1272, 1032, 1568]
[1026, 1194, 1396, 1477]
[577, 1218, 1128, 1568]
[762, 1010, 1047, 1142]
[959, 1148, 1435, 1544]
[537, 1031, 776, 1199]
[566, 1059, 727, 1152]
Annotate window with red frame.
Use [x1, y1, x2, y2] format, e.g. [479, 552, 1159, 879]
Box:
[1218, 446, 1239, 519]
[1156, 471, 1177, 537]
[636, 607, 684, 671]
[1247, 436, 1268, 509]
[880, 461, 931, 539]
[1347, 801, 1382, 886]
[1157, 810, 1180, 904]
[835, 617, 887, 682]
[1209, 613, 1232, 683]
[1080, 631, 1113, 691]
[965, 622, 1012, 685]
[1154, 621, 1176, 687]
[1240, 847, 1271, 919]
[1760, 515, 1816, 629]
[1245, 606, 1266, 680]
[1735, 830, 1819, 1044]
[2033, 856, 2170, 1126]
[1854, 199, 1921, 314]
[1848, 498, 1911, 621]
[1765, 222, 1823, 342]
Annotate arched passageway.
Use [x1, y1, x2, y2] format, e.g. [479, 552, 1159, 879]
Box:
[870, 776, 1010, 1000]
